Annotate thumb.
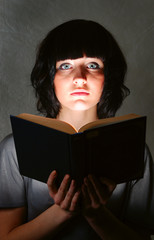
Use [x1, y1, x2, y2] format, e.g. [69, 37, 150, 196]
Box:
[47, 170, 58, 196]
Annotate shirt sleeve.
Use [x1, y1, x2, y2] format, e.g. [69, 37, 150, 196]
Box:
[124, 144, 154, 233]
[0, 134, 26, 207]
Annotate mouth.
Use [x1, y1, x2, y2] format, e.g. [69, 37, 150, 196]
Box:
[70, 90, 90, 96]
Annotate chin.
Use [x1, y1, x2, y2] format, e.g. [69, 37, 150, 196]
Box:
[70, 103, 97, 111]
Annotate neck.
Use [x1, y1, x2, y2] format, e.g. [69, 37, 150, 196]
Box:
[56, 107, 98, 131]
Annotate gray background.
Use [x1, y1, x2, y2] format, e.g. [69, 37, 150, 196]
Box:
[0, 0, 154, 238]
[1, 0, 153, 157]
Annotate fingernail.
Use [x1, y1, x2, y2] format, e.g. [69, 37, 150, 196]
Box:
[71, 179, 75, 186]
[65, 174, 70, 180]
[84, 177, 88, 184]
[88, 174, 91, 179]
[52, 170, 57, 175]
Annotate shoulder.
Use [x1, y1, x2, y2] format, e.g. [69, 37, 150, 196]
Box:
[0, 134, 18, 167]
[144, 144, 153, 166]
[125, 144, 154, 232]
[129, 144, 153, 194]
[0, 134, 15, 151]
[0, 134, 27, 208]
[142, 144, 154, 182]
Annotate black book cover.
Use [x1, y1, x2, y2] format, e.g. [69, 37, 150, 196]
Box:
[10, 115, 146, 185]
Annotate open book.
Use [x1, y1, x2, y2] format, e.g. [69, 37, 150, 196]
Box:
[10, 113, 146, 185]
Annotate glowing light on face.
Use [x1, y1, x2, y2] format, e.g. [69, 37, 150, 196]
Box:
[54, 56, 105, 112]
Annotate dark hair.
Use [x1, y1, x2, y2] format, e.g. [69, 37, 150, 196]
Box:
[31, 19, 130, 118]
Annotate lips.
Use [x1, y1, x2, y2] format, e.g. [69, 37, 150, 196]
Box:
[71, 92, 89, 96]
[70, 90, 89, 96]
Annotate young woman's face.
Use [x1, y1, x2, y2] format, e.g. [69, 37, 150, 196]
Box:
[54, 56, 105, 112]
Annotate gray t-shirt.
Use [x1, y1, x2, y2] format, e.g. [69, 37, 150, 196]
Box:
[0, 134, 154, 239]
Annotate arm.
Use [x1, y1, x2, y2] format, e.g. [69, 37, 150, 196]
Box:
[81, 175, 151, 240]
[0, 205, 72, 240]
[0, 171, 80, 240]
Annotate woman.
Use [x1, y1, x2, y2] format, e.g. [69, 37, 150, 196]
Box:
[0, 19, 153, 239]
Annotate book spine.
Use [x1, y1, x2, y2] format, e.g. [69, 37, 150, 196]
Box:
[69, 133, 85, 186]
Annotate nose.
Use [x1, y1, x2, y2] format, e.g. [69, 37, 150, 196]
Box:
[73, 78, 87, 85]
[73, 68, 87, 85]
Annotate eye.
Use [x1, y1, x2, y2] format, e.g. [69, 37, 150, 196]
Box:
[58, 63, 72, 70]
[87, 62, 100, 69]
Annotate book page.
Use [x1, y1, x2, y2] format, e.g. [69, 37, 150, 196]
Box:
[17, 113, 77, 134]
[78, 114, 141, 132]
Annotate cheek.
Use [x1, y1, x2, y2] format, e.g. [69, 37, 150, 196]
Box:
[53, 76, 62, 98]
[94, 78, 105, 102]
[54, 85, 63, 102]
[96, 76, 105, 92]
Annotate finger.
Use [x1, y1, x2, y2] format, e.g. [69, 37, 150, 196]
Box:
[98, 177, 116, 204]
[88, 175, 102, 190]
[100, 177, 116, 193]
[89, 175, 116, 205]
[55, 174, 71, 204]
[47, 170, 58, 195]
[69, 190, 81, 212]
[60, 179, 76, 209]
[84, 176, 100, 203]
[81, 183, 91, 205]
[88, 175, 104, 199]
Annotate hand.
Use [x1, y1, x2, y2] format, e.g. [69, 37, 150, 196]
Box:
[81, 177, 144, 240]
[81, 175, 116, 219]
[47, 170, 81, 213]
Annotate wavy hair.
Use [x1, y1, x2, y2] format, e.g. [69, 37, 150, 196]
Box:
[31, 19, 130, 118]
